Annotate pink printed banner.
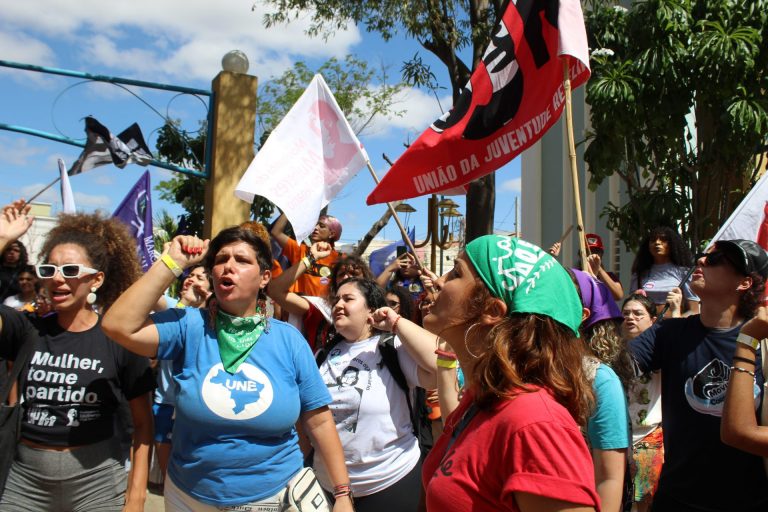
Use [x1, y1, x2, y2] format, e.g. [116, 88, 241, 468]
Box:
[235, 74, 368, 240]
[367, 0, 590, 205]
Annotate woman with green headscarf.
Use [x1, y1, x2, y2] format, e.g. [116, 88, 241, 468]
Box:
[103, 227, 353, 512]
[419, 235, 599, 512]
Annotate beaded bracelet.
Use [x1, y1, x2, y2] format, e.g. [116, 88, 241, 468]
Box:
[391, 315, 402, 335]
[730, 366, 756, 378]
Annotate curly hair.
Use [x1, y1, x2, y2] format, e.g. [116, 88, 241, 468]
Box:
[738, 272, 766, 319]
[40, 213, 141, 309]
[632, 226, 694, 287]
[1, 240, 28, 269]
[567, 268, 635, 390]
[239, 221, 272, 246]
[330, 254, 374, 296]
[582, 320, 635, 390]
[461, 282, 595, 426]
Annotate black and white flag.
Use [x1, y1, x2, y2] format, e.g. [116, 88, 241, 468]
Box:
[68, 116, 153, 175]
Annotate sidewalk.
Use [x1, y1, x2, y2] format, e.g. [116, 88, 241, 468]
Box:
[146, 487, 164, 511]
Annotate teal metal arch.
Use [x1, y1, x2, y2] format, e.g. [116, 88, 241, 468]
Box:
[0, 59, 212, 179]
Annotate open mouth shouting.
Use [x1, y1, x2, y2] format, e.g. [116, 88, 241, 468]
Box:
[216, 276, 236, 293]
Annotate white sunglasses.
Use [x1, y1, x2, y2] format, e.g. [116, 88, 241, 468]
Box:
[36, 264, 99, 279]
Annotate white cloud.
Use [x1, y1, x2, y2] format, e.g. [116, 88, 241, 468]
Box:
[93, 174, 115, 186]
[363, 87, 452, 140]
[20, 183, 57, 204]
[501, 177, 521, 192]
[1, 1, 361, 84]
[0, 137, 47, 165]
[19, 183, 111, 209]
[73, 191, 111, 208]
[0, 30, 54, 66]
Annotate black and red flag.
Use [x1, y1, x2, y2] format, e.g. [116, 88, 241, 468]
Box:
[367, 0, 590, 205]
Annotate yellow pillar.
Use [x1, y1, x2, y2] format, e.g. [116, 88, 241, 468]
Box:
[203, 71, 258, 239]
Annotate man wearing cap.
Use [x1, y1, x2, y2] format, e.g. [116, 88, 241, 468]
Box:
[271, 212, 342, 297]
[630, 239, 768, 511]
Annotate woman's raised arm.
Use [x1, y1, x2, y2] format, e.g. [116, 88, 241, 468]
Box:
[102, 236, 207, 357]
[266, 242, 331, 317]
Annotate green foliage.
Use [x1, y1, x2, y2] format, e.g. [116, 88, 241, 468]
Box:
[257, 55, 404, 140]
[584, 0, 768, 251]
[155, 121, 208, 235]
[155, 56, 405, 235]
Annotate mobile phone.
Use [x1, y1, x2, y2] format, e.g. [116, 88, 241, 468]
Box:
[396, 246, 407, 257]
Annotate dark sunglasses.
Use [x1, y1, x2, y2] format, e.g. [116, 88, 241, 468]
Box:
[696, 251, 738, 269]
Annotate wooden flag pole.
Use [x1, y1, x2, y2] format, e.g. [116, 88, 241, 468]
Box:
[563, 60, 589, 272]
[365, 161, 428, 272]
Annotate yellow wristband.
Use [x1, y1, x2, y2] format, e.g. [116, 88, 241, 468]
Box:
[301, 256, 312, 269]
[737, 332, 760, 351]
[436, 358, 458, 369]
[161, 254, 183, 278]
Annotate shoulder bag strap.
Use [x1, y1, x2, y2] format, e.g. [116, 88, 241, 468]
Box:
[438, 403, 479, 465]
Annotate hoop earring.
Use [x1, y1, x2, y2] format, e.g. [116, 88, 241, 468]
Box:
[464, 323, 483, 359]
[86, 287, 98, 305]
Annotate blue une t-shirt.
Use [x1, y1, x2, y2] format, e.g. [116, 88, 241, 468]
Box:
[152, 308, 331, 506]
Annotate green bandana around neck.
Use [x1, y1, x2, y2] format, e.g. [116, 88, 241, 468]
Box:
[464, 235, 582, 337]
[215, 309, 266, 373]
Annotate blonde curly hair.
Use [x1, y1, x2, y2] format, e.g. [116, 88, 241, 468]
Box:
[40, 212, 141, 309]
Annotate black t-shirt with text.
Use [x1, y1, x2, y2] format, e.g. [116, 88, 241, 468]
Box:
[0, 305, 155, 447]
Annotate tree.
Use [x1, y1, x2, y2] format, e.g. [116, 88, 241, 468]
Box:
[155, 56, 404, 236]
[584, 0, 768, 251]
[261, 0, 506, 242]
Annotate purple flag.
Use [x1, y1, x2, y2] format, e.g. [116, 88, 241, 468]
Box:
[113, 171, 155, 272]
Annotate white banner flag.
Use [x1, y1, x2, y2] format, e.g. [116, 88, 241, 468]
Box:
[235, 74, 369, 240]
[58, 158, 76, 213]
[708, 171, 768, 251]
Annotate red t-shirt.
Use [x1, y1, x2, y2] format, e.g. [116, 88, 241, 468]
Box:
[423, 389, 600, 512]
[302, 301, 333, 352]
[282, 238, 339, 297]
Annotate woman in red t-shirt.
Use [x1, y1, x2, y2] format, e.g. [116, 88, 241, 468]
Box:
[419, 235, 600, 512]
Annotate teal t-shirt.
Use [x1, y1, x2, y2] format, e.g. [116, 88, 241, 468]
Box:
[152, 308, 331, 506]
[587, 364, 631, 450]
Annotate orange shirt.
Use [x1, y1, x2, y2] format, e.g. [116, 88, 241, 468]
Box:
[282, 238, 339, 297]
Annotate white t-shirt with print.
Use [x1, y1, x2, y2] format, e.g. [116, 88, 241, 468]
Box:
[313, 334, 421, 497]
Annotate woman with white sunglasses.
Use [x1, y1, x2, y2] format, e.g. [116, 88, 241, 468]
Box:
[0, 200, 154, 512]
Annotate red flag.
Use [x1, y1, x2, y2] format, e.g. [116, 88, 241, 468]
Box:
[367, 0, 590, 205]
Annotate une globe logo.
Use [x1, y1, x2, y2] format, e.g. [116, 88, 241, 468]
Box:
[201, 363, 273, 420]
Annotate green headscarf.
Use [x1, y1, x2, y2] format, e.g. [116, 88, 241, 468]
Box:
[215, 309, 266, 373]
[464, 235, 581, 337]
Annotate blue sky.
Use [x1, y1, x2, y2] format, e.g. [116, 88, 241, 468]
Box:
[0, 1, 521, 245]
